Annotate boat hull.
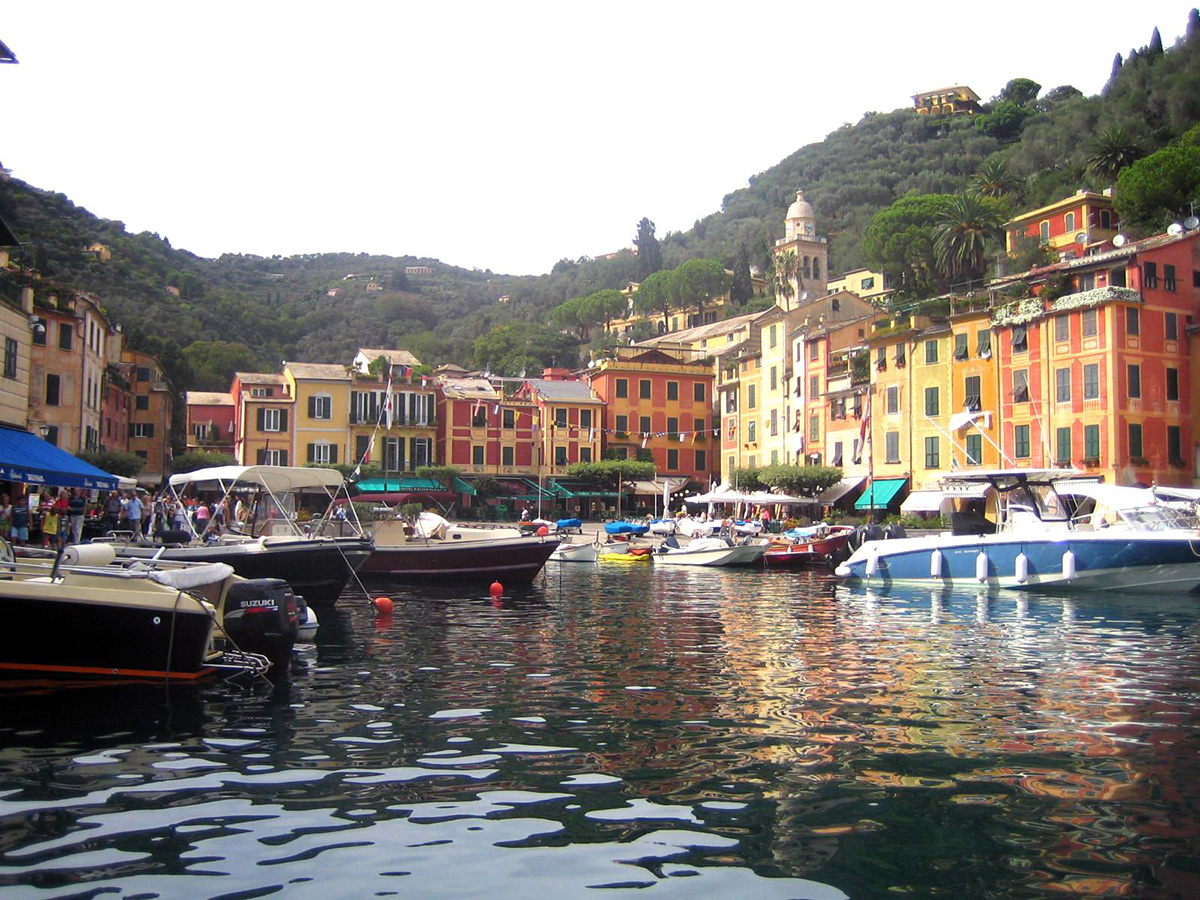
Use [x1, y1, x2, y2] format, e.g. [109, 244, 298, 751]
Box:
[549, 542, 599, 563]
[653, 544, 767, 567]
[0, 585, 215, 681]
[765, 532, 853, 567]
[117, 537, 373, 607]
[836, 532, 1200, 593]
[360, 536, 559, 583]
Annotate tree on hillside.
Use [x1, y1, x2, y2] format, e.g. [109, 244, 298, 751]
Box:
[182, 340, 263, 392]
[1115, 143, 1200, 228]
[999, 78, 1042, 107]
[974, 101, 1034, 140]
[1149, 26, 1164, 58]
[473, 322, 579, 376]
[731, 244, 753, 303]
[1087, 127, 1144, 183]
[970, 159, 1021, 199]
[632, 269, 677, 332]
[588, 288, 628, 333]
[862, 194, 955, 299]
[633, 217, 663, 280]
[551, 294, 597, 341]
[933, 194, 1004, 284]
[769, 250, 799, 307]
[673, 258, 729, 324]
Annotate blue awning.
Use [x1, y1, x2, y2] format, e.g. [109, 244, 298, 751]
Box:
[0, 428, 120, 490]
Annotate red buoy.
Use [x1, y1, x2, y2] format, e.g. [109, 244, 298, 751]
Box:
[489, 581, 504, 598]
[536, 525, 549, 537]
[373, 596, 394, 615]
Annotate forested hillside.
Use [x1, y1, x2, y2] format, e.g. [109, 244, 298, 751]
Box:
[0, 11, 1196, 393]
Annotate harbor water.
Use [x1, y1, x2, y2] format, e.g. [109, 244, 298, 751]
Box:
[1, 566, 1199, 899]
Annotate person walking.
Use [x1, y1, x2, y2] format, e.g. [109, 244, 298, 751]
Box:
[103, 490, 122, 534]
[125, 491, 144, 541]
[68, 488, 86, 544]
[10, 494, 30, 547]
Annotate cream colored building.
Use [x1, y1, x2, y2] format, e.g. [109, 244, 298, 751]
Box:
[827, 268, 895, 304]
[0, 275, 33, 431]
[772, 190, 828, 308]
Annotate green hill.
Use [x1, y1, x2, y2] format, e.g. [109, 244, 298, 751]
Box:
[1, 10, 1196, 394]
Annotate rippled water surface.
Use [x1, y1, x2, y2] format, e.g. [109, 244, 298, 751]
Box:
[2, 566, 1200, 899]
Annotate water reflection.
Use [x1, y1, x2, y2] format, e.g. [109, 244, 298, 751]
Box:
[1, 567, 1199, 898]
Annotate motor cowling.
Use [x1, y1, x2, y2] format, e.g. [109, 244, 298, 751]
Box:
[221, 578, 298, 667]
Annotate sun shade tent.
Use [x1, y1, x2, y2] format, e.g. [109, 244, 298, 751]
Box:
[899, 490, 946, 513]
[0, 428, 121, 489]
[169, 465, 345, 494]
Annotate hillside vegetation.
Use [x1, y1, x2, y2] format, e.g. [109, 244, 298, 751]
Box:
[0, 11, 1196, 395]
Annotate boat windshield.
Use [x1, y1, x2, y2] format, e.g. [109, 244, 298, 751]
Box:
[1006, 483, 1069, 522]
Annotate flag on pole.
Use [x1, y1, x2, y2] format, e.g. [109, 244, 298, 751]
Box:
[382, 370, 395, 428]
[852, 392, 871, 464]
[641, 434, 648, 448]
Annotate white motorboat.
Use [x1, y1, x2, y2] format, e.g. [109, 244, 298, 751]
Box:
[548, 539, 600, 563]
[836, 469, 1200, 593]
[652, 536, 767, 567]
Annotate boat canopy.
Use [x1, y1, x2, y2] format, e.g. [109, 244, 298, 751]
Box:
[939, 468, 1081, 484]
[0, 427, 121, 490]
[169, 465, 345, 493]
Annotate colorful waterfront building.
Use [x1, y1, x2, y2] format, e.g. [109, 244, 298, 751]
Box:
[121, 347, 174, 484]
[515, 373, 604, 476]
[0, 269, 32, 432]
[348, 349, 437, 473]
[436, 374, 538, 476]
[947, 304, 1002, 469]
[283, 362, 352, 469]
[1003, 189, 1119, 257]
[772, 190, 828, 308]
[908, 320, 953, 493]
[586, 346, 714, 485]
[185, 391, 235, 457]
[231, 372, 292, 465]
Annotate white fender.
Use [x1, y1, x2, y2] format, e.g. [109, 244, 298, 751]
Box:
[1062, 549, 1076, 580]
[930, 549, 943, 578]
[975, 551, 988, 583]
[865, 549, 879, 577]
[1014, 552, 1029, 584]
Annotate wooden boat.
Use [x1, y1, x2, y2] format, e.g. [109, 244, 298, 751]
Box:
[0, 542, 275, 682]
[652, 536, 767, 567]
[548, 540, 599, 563]
[360, 513, 558, 583]
[764, 525, 855, 567]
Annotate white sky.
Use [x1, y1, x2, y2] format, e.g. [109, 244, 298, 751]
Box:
[2, 2, 1194, 275]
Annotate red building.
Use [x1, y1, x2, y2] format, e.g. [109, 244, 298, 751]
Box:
[186, 391, 235, 457]
[436, 374, 539, 476]
[102, 380, 130, 453]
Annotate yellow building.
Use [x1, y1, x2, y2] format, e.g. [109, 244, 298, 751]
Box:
[283, 362, 352, 468]
[516, 376, 603, 476]
[827, 268, 895, 304]
[908, 321, 953, 492]
[0, 271, 32, 431]
[912, 85, 981, 115]
[603, 273, 766, 338]
[772, 190, 828, 307]
[948, 306, 1002, 469]
[867, 314, 934, 487]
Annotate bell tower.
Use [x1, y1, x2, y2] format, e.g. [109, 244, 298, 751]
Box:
[774, 189, 828, 309]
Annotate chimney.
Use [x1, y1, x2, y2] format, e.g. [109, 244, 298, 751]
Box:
[541, 367, 571, 381]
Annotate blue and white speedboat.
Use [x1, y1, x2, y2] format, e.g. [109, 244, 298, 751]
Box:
[835, 469, 1200, 593]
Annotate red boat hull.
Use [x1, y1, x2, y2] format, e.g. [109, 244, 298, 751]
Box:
[764, 532, 852, 567]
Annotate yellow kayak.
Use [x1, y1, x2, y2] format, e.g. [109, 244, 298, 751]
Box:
[598, 550, 650, 563]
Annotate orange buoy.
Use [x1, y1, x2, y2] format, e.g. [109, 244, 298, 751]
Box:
[489, 581, 504, 598]
[536, 525, 549, 537]
[373, 596, 394, 615]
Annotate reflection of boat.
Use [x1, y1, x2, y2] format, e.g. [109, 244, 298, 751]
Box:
[653, 536, 767, 567]
[0, 542, 276, 681]
[765, 525, 855, 567]
[361, 513, 558, 582]
[836, 469, 1200, 593]
[548, 540, 599, 563]
[111, 466, 373, 607]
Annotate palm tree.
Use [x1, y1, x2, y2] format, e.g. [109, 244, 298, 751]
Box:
[933, 194, 1003, 284]
[769, 250, 799, 307]
[1087, 127, 1143, 183]
[970, 159, 1021, 199]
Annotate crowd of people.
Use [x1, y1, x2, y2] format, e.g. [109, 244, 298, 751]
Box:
[0, 487, 256, 547]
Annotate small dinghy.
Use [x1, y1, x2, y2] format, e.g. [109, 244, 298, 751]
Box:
[653, 536, 767, 567]
[548, 540, 599, 563]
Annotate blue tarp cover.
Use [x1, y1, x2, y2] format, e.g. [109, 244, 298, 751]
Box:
[556, 518, 582, 529]
[0, 428, 119, 489]
[604, 521, 649, 536]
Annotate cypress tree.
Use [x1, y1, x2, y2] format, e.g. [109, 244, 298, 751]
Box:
[1148, 26, 1164, 56]
[1109, 52, 1123, 83]
[731, 244, 753, 303]
[1188, 8, 1199, 41]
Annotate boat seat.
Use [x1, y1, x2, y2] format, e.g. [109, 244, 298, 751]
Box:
[952, 511, 996, 536]
[664, 535, 680, 549]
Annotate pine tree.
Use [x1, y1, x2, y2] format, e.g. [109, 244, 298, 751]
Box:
[1109, 52, 1123, 84]
[1148, 26, 1164, 57]
[633, 217, 662, 281]
[731, 244, 753, 303]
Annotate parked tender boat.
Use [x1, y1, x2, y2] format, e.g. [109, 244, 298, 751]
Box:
[360, 512, 558, 582]
[835, 469, 1200, 593]
[548, 539, 600, 563]
[765, 525, 855, 567]
[653, 536, 767, 567]
[112, 466, 373, 607]
[0, 542, 275, 682]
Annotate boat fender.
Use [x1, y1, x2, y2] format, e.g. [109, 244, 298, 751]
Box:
[1062, 549, 1076, 580]
[63, 543, 117, 567]
[1015, 552, 1029, 584]
[865, 549, 879, 577]
[930, 549, 943, 578]
[975, 551, 988, 583]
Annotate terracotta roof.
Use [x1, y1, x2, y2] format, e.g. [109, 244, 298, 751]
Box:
[186, 391, 233, 406]
[284, 361, 350, 380]
[234, 372, 286, 384]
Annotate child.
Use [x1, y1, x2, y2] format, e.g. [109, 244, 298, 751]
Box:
[41, 490, 60, 549]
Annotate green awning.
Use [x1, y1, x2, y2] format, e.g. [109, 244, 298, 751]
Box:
[546, 479, 576, 498]
[452, 475, 477, 496]
[357, 477, 445, 492]
[854, 477, 908, 510]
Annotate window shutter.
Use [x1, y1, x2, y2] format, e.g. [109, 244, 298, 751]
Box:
[146, 424, 154, 437]
[330, 445, 338, 464]
[307, 443, 315, 463]
[257, 449, 266, 464]
[128, 423, 135, 437]
[308, 396, 316, 418]
[279, 409, 288, 431]
[257, 408, 265, 431]
[279, 450, 288, 466]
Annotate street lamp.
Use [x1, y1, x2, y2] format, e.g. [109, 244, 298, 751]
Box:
[37, 424, 49, 438]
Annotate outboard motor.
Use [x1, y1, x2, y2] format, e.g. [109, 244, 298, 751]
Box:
[221, 578, 299, 669]
[884, 523, 907, 540]
[861, 523, 884, 543]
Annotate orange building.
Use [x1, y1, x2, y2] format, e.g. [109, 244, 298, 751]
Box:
[1003, 190, 1119, 257]
[121, 348, 174, 483]
[586, 347, 715, 485]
